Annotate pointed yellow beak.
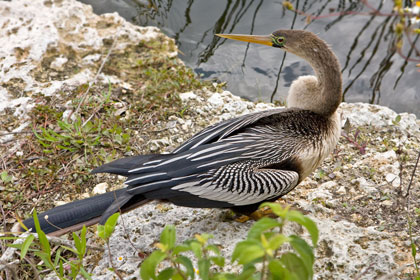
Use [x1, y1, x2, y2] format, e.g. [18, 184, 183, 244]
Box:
[216, 34, 273, 46]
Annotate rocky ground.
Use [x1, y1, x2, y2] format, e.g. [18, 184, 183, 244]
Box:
[0, 0, 419, 279]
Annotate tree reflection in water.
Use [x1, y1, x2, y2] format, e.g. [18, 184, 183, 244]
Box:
[80, 0, 420, 116]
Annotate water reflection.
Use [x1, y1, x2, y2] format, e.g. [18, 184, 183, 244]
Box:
[79, 0, 420, 116]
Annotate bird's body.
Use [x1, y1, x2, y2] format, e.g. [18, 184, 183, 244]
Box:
[21, 30, 342, 236]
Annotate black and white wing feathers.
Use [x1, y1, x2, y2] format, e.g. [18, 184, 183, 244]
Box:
[173, 108, 288, 153]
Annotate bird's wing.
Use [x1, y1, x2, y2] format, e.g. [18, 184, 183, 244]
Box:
[172, 167, 299, 206]
[91, 108, 288, 177]
[125, 123, 306, 199]
[172, 108, 288, 153]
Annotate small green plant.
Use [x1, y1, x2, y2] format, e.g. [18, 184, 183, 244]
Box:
[341, 119, 367, 155]
[392, 115, 401, 126]
[140, 202, 318, 279]
[33, 117, 102, 155]
[408, 216, 420, 279]
[97, 213, 124, 279]
[1, 170, 12, 183]
[97, 212, 120, 242]
[3, 210, 92, 279]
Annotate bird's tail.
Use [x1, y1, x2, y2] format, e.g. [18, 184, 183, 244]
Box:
[18, 155, 160, 236]
[19, 188, 148, 236]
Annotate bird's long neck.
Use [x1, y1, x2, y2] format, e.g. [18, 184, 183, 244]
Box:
[287, 38, 342, 116]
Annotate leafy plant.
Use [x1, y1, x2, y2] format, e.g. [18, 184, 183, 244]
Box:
[33, 117, 102, 154]
[392, 114, 401, 126]
[140, 203, 318, 279]
[97, 212, 120, 242]
[408, 215, 420, 279]
[1, 170, 12, 183]
[3, 210, 92, 279]
[97, 213, 124, 280]
[342, 119, 367, 155]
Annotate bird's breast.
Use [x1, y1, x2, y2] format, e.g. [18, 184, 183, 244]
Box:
[295, 111, 341, 180]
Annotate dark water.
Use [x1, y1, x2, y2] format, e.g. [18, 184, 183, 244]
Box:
[80, 0, 420, 116]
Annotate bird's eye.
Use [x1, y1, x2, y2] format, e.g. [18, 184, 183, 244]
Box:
[272, 36, 285, 47]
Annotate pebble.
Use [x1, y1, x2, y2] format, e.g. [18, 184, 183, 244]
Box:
[207, 93, 224, 107]
[319, 181, 338, 190]
[356, 177, 379, 195]
[93, 182, 108, 194]
[336, 186, 347, 195]
[381, 200, 393, 207]
[179, 91, 197, 101]
[50, 55, 68, 70]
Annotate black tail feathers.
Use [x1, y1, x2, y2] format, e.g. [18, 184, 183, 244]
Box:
[20, 155, 162, 235]
[91, 154, 167, 176]
[21, 188, 135, 235]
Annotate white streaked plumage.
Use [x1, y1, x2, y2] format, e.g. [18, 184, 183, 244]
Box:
[172, 168, 299, 206]
[124, 172, 167, 184]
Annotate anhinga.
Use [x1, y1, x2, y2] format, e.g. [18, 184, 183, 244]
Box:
[20, 30, 342, 236]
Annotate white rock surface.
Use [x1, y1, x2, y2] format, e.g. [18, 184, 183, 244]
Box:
[0, 0, 160, 121]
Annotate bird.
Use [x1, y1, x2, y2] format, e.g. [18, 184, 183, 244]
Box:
[20, 29, 342, 236]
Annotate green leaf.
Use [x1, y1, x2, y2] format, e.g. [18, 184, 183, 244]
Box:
[206, 244, 221, 255]
[7, 243, 24, 250]
[393, 115, 401, 125]
[190, 241, 202, 258]
[198, 259, 210, 280]
[267, 234, 289, 251]
[247, 217, 281, 240]
[232, 240, 264, 264]
[42, 128, 59, 142]
[83, 121, 93, 133]
[172, 244, 190, 255]
[280, 252, 309, 280]
[0, 236, 19, 241]
[53, 247, 63, 267]
[59, 259, 64, 276]
[157, 267, 175, 280]
[140, 250, 166, 280]
[80, 225, 87, 257]
[287, 210, 318, 247]
[73, 226, 87, 259]
[20, 234, 35, 260]
[160, 225, 176, 251]
[58, 120, 71, 131]
[268, 259, 292, 280]
[176, 255, 195, 278]
[97, 213, 120, 240]
[210, 256, 225, 267]
[411, 243, 417, 258]
[70, 260, 79, 278]
[289, 235, 314, 277]
[34, 251, 54, 270]
[237, 265, 256, 280]
[80, 266, 92, 280]
[1, 171, 12, 183]
[60, 245, 78, 255]
[73, 232, 81, 253]
[32, 210, 51, 256]
[172, 273, 184, 280]
[260, 202, 289, 218]
[196, 233, 213, 244]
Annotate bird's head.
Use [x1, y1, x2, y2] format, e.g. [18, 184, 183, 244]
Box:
[216, 30, 321, 59]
